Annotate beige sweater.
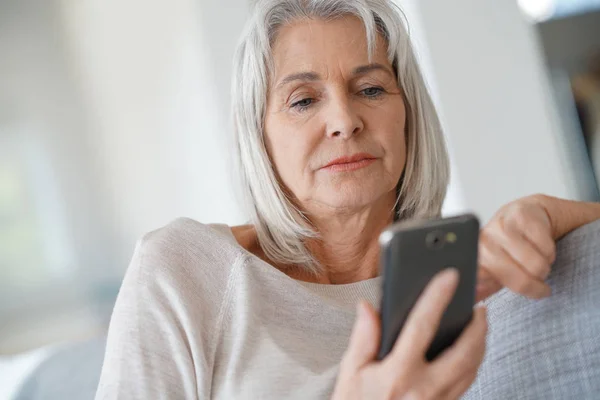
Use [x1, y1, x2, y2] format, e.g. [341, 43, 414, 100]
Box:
[95, 217, 381, 399]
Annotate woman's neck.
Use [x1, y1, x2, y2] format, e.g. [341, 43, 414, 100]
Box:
[303, 201, 394, 284]
[232, 194, 397, 285]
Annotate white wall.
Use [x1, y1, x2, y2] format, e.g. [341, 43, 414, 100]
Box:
[394, 0, 467, 217]
[60, 0, 250, 262]
[412, 0, 588, 222]
[2, 0, 254, 353]
[0, 0, 120, 353]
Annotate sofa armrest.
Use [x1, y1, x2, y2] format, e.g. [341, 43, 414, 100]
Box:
[463, 218, 600, 399]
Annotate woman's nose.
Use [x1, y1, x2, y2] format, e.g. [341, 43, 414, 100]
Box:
[325, 96, 364, 139]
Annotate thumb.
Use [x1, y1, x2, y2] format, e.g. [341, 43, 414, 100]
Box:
[342, 300, 381, 371]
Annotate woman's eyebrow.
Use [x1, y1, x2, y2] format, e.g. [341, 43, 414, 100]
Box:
[275, 72, 320, 90]
[275, 63, 393, 91]
[352, 63, 393, 77]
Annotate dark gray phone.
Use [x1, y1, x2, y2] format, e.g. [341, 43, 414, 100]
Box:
[377, 214, 479, 361]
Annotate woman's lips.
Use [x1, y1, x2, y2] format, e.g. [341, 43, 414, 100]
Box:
[321, 154, 378, 172]
[324, 158, 377, 172]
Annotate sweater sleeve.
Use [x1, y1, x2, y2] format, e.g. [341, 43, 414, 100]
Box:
[95, 220, 240, 400]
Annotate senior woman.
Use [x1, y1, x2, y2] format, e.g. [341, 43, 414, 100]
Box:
[95, 0, 600, 399]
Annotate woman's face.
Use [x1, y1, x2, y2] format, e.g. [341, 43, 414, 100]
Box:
[264, 17, 407, 216]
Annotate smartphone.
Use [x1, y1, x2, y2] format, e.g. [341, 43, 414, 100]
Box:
[377, 214, 479, 362]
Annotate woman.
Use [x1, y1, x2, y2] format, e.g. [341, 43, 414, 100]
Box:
[95, 0, 600, 399]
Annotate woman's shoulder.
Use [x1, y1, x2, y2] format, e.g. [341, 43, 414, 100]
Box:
[130, 217, 248, 285]
[142, 217, 236, 246]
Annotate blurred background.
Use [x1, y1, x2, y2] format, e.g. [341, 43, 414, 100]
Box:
[1, 0, 600, 398]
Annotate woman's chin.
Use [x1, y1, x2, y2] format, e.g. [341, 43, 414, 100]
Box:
[316, 188, 393, 212]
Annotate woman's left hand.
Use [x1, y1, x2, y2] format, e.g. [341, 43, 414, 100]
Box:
[476, 195, 557, 303]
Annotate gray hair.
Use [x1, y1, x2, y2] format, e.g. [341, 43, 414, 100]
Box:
[231, 0, 449, 276]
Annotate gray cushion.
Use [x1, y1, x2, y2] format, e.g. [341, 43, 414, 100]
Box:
[463, 219, 600, 399]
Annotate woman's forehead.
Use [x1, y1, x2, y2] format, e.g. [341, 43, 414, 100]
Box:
[270, 17, 391, 80]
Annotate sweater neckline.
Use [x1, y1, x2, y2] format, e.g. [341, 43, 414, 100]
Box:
[210, 223, 382, 308]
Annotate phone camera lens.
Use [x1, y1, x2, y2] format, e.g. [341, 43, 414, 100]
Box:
[426, 231, 445, 250]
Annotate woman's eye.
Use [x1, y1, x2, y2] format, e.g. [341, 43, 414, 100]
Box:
[291, 98, 313, 110]
[361, 87, 384, 97]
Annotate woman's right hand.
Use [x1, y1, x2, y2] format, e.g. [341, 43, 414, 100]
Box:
[331, 268, 488, 400]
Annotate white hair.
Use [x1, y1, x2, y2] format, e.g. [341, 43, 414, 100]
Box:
[231, 0, 450, 276]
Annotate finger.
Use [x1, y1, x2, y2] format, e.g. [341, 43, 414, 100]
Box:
[476, 235, 502, 287]
[401, 352, 480, 400]
[475, 264, 503, 303]
[513, 216, 556, 263]
[492, 222, 551, 281]
[479, 232, 551, 299]
[386, 268, 459, 368]
[428, 305, 488, 394]
[341, 300, 381, 372]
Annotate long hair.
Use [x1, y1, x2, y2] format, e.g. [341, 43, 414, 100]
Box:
[231, 0, 449, 276]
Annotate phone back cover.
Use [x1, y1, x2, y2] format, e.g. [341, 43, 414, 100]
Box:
[377, 215, 479, 361]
